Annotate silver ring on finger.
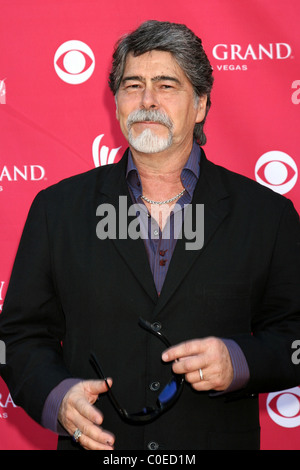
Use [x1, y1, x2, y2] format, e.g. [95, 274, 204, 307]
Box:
[199, 368, 204, 381]
[72, 428, 82, 442]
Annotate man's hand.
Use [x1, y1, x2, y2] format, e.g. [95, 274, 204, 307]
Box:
[162, 337, 234, 391]
[58, 380, 115, 450]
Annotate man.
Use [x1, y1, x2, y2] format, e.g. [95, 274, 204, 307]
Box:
[0, 20, 300, 451]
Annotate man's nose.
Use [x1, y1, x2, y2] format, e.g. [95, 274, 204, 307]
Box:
[140, 86, 159, 110]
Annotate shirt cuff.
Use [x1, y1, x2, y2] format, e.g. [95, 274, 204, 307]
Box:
[222, 338, 250, 392]
[41, 378, 82, 435]
[209, 339, 250, 397]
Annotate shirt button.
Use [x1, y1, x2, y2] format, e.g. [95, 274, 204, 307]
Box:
[153, 229, 159, 236]
[147, 441, 159, 450]
[149, 381, 160, 392]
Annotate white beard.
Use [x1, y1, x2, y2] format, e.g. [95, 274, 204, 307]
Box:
[126, 108, 173, 154]
[128, 127, 173, 154]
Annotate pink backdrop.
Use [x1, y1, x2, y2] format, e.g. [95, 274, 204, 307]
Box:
[0, 0, 299, 450]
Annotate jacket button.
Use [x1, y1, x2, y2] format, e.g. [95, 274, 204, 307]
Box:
[151, 322, 162, 332]
[147, 441, 159, 450]
[149, 381, 160, 392]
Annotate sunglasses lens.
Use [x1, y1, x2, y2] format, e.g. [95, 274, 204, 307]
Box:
[158, 377, 181, 404]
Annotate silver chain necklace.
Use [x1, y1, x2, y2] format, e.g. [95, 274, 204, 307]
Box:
[140, 188, 186, 205]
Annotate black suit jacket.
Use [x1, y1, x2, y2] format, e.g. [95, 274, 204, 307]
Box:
[0, 148, 300, 450]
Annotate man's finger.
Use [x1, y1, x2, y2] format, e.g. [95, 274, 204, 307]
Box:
[72, 410, 115, 449]
[171, 354, 205, 375]
[83, 378, 113, 401]
[162, 339, 206, 362]
[73, 395, 104, 426]
[76, 434, 115, 451]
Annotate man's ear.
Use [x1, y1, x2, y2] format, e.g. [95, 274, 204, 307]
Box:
[195, 94, 208, 123]
[115, 95, 120, 121]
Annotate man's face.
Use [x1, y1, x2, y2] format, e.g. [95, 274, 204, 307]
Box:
[115, 50, 207, 155]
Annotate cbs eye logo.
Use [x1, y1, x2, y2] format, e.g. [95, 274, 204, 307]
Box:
[266, 387, 300, 428]
[255, 151, 298, 195]
[54, 40, 95, 84]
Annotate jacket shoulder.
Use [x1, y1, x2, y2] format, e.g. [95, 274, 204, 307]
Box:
[208, 157, 290, 207]
[42, 164, 116, 198]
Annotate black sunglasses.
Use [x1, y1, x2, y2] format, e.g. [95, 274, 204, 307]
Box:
[90, 317, 184, 424]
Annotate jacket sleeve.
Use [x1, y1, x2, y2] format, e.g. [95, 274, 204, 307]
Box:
[232, 199, 300, 393]
[0, 190, 73, 424]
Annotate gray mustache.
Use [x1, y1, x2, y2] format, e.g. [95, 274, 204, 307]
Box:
[127, 109, 173, 130]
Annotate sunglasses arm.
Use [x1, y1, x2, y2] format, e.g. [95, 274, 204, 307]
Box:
[138, 317, 172, 349]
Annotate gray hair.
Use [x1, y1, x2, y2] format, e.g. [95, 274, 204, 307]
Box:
[109, 20, 214, 145]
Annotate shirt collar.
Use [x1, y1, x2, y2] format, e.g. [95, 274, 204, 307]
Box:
[126, 141, 201, 192]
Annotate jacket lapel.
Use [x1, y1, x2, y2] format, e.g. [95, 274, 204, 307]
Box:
[96, 150, 158, 303]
